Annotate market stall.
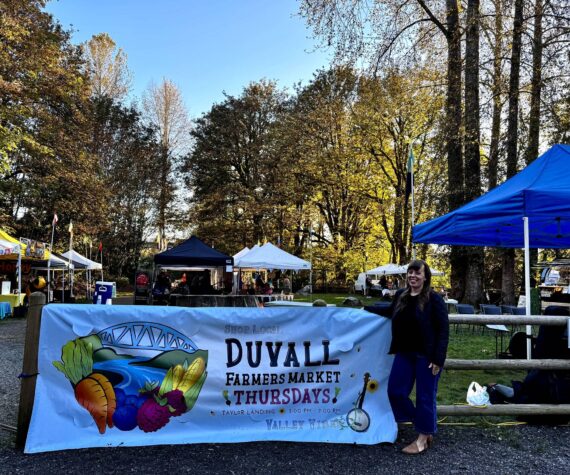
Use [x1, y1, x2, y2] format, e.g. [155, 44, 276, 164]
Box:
[153, 236, 234, 303]
[233, 242, 311, 297]
[0, 230, 52, 311]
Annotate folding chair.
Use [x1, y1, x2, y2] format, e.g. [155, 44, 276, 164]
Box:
[480, 304, 508, 356]
[500, 305, 523, 332]
[456, 303, 476, 333]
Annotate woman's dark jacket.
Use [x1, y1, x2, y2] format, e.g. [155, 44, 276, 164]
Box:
[366, 289, 449, 367]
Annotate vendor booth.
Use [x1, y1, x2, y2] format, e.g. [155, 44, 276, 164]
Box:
[153, 236, 234, 304]
[233, 243, 311, 299]
[61, 250, 103, 302]
[0, 230, 52, 312]
[31, 253, 76, 303]
[413, 144, 570, 358]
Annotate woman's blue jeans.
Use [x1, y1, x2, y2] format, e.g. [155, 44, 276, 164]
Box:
[388, 352, 441, 435]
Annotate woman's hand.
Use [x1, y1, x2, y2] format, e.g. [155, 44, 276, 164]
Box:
[428, 362, 441, 376]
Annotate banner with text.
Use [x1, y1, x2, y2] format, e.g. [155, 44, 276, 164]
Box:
[25, 304, 396, 453]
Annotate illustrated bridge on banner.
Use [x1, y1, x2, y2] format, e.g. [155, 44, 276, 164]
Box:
[97, 322, 198, 352]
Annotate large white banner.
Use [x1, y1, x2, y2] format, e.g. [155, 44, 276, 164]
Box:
[25, 304, 396, 453]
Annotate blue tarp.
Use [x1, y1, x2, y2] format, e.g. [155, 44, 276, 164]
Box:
[154, 236, 233, 267]
[413, 144, 570, 248]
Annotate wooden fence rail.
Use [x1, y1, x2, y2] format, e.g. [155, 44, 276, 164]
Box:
[449, 314, 568, 325]
[441, 313, 569, 417]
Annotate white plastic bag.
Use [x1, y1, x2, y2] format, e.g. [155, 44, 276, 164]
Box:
[466, 381, 491, 406]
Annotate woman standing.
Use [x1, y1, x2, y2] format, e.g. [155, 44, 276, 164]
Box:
[369, 259, 449, 454]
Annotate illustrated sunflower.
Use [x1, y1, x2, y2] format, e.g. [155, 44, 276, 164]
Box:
[367, 379, 379, 393]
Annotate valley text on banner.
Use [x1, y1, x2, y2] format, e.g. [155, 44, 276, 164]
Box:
[25, 305, 396, 452]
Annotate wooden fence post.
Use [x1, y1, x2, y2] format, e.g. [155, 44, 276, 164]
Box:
[15, 292, 46, 449]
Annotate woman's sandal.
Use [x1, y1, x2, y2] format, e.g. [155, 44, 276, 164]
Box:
[401, 435, 433, 455]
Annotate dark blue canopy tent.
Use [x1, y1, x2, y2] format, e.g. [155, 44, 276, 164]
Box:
[412, 144, 570, 357]
[154, 236, 233, 267]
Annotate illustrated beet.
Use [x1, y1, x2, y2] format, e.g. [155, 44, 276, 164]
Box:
[165, 389, 187, 416]
[136, 398, 172, 433]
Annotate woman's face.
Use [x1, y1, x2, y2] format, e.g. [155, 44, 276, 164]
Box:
[407, 266, 426, 293]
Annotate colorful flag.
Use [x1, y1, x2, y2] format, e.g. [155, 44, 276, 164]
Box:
[52, 213, 58, 226]
[405, 147, 415, 204]
[98, 241, 103, 253]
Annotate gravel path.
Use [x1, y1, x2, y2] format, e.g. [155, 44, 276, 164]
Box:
[1, 317, 569, 474]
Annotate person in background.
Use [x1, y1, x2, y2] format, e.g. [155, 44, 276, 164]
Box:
[365, 275, 372, 296]
[24, 275, 47, 305]
[283, 275, 292, 294]
[365, 259, 449, 454]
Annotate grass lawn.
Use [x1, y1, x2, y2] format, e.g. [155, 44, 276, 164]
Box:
[295, 292, 527, 422]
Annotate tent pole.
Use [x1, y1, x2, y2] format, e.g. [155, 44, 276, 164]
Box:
[524, 217, 532, 360]
[17, 243, 21, 300]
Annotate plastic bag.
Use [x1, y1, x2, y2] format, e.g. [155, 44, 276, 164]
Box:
[466, 381, 491, 406]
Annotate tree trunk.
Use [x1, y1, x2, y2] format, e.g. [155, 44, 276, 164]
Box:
[501, 248, 517, 305]
[501, 0, 524, 305]
[463, 0, 484, 306]
[446, 0, 466, 301]
[158, 146, 169, 249]
[488, 0, 504, 191]
[505, 0, 524, 177]
[525, 0, 543, 166]
[525, 0, 544, 285]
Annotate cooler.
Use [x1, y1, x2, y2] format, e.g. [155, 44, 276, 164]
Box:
[94, 281, 114, 305]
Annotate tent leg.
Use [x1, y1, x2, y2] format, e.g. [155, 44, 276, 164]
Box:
[524, 217, 532, 360]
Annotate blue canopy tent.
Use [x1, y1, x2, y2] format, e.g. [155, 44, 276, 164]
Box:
[413, 144, 570, 357]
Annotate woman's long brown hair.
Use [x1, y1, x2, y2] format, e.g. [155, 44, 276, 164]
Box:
[394, 259, 432, 314]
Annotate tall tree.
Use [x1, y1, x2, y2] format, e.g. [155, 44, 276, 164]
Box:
[143, 78, 190, 248]
[299, 0, 470, 298]
[485, 0, 506, 191]
[463, 0, 485, 304]
[183, 81, 290, 251]
[0, 0, 106, 242]
[83, 33, 132, 101]
[89, 97, 160, 277]
[501, 0, 525, 305]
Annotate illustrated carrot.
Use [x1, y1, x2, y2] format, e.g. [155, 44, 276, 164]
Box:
[74, 374, 110, 434]
[53, 336, 115, 434]
[88, 372, 116, 429]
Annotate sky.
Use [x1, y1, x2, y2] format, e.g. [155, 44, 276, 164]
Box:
[45, 0, 332, 118]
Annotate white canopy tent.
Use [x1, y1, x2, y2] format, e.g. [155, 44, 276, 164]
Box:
[366, 263, 444, 277]
[365, 263, 406, 276]
[232, 247, 250, 291]
[233, 243, 311, 295]
[233, 246, 250, 262]
[234, 243, 311, 271]
[62, 250, 103, 301]
[62, 250, 102, 270]
[33, 253, 76, 271]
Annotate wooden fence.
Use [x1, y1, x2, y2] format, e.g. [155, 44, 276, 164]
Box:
[439, 314, 570, 416]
